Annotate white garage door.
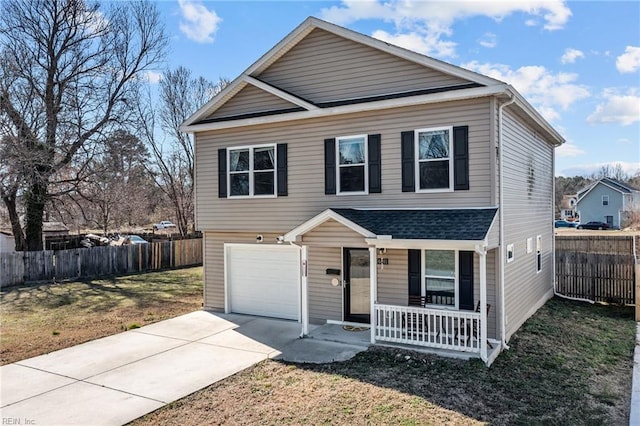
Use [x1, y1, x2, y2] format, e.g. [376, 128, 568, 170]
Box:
[226, 244, 300, 320]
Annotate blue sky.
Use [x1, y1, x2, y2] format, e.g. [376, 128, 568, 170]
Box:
[153, 1, 640, 178]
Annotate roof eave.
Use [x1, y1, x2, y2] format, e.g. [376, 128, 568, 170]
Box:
[365, 238, 487, 250]
[181, 84, 508, 133]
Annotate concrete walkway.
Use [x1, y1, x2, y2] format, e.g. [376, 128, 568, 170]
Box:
[0, 311, 370, 426]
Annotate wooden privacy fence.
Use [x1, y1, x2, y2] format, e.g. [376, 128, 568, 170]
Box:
[0, 239, 202, 288]
[555, 235, 638, 305]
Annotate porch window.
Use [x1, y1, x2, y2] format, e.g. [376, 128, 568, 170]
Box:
[228, 144, 276, 197]
[415, 127, 453, 192]
[337, 135, 368, 194]
[423, 249, 457, 307]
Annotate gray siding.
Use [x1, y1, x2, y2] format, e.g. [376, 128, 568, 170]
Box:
[376, 249, 408, 306]
[302, 219, 368, 247]
[203, 231, 282, 311]
[577, 183, 624, 228]
[206, 84, 297, 120]
[308, 246, 343, 324]
[195, 98, 493, 232]
[500, 108, 555, 340]
[257, 28, 470, 104]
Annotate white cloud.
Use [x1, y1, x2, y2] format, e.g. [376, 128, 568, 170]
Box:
[616, 46, 640, 73]
[478, 33, 497, 48]
[561, 48, 584, 64]
[320, 1, 571, 57]
[461, 61, 590, 122]
[587, 88, 640, 126]
[560, 162, 640, 177]
[556, 141, 585, 158]
[372, 30, 456, 57]
[178, 0, 221, 44]
[144, 71, 162, 84]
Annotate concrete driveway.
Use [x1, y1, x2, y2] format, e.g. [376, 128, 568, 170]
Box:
[0, 311, 369, 425]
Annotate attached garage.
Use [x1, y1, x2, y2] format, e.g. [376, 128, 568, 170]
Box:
[225, 244, 301, 320]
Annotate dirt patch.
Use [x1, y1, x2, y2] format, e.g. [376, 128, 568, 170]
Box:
[131, 298, 634, 425]
[0, 267, 203, 365]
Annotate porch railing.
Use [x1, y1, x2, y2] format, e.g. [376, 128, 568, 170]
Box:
[374, 303, 481, 353]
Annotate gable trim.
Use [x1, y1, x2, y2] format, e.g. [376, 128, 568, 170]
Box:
[182, 84, 507, 132]
[284, 209, 376, 242]
[243, 75, 319, 111]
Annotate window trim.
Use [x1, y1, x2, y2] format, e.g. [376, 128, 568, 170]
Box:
[414, 126, 454, 193]
[227, 143, 277, 199]
[336, 134, 369, 196]
[506, 243, 515, 263]
[602, 195, 609, 206]
[421, 249, 459, 310]
[536, 235, 542, 273]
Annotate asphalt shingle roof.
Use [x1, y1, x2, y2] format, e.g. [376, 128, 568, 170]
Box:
[330, 208, 498, 241]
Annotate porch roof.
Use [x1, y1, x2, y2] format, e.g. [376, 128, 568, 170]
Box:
[331, 208, 498, 240]
[284, 207, 498, 246]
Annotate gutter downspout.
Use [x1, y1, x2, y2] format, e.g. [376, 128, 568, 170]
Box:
[498, 94, 515, 350]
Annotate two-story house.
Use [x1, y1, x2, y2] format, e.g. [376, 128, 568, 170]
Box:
[576, 177, 640, 229]
[181, 17, 564, 366]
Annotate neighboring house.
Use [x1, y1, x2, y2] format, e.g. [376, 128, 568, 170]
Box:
[560, 194, 578, 221]
[181, 17, 564, 366]
[0, 231, 15, 253]
[576, 177, 640, 229]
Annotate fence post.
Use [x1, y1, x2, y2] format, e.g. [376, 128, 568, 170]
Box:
[635, 263, 640, 321]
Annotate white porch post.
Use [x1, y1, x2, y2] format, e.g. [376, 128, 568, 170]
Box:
[477, 245, 488, 363]
[369, 246, 377, 344]
[301, 245, 309, 336]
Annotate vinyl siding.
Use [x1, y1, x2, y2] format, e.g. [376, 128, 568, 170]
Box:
[195, 98, 493, 232]
[308, 246, 343, 324]
[203, 231, 283, 311]
[302, 219, 368, 247]
[257, 28, 470, 104]
[500, 108, 555, 341]
[376, 249, 408, 306]
[576, 184, 624, 228]
[206, 84, 297, 120]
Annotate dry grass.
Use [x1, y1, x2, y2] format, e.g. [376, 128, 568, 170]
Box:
[0, 267, 203, 365]
[131, 298, 635, 426]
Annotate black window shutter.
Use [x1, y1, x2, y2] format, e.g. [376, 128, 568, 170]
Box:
[276, 143, 288, 196]
[401, 131, 415, 192]
[408, 249, 421, 297]
[458, 251, 474, 310]
[218, 148, 227, 198]
[368, 134, 381, 193]
[324, 138, 336, 195]
[453, 126, 469, 190]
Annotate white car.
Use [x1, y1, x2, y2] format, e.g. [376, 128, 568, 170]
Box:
[153, 220, 177, 230]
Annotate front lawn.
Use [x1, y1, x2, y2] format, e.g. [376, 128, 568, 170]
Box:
[0, 267, 203, 365]
[131, 298, 635, 425]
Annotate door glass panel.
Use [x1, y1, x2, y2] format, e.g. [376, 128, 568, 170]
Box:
[349, 249, 370, 316]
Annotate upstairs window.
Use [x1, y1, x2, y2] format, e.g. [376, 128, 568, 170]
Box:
[337, 135, 368, 194]
[228, 144, 276, 197]
[415, 127, 453, 192]
[602, 195, 609, 206]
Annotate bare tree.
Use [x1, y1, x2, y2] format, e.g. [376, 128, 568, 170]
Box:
[138, 67, 228, 236]
[0, 0, 167, 250]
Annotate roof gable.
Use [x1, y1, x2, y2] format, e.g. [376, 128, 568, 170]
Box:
[255, 28, 473, 104]
[578, 177, 639, 201]
[204, 83, 302, 121]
